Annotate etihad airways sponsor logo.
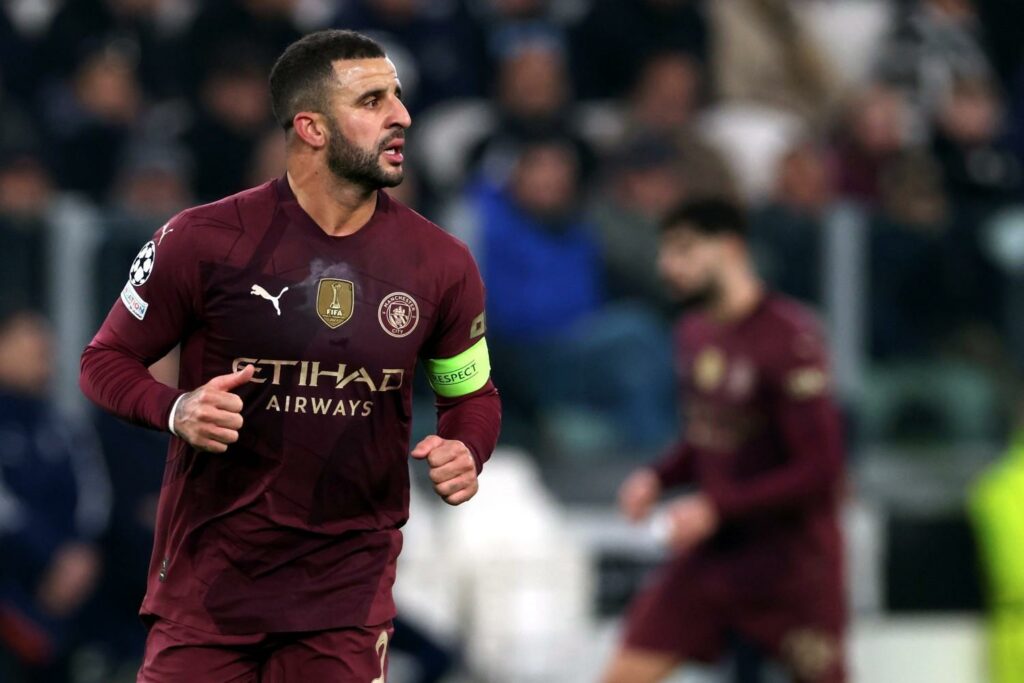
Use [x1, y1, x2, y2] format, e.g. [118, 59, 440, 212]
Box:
[264, 395, 374, 416]
[232, 357, 405, 417]
[232, 357, 404, 392]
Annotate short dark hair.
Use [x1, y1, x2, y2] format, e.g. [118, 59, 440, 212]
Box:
[269, 30, 386, 130]
[660, 197, 748, 239]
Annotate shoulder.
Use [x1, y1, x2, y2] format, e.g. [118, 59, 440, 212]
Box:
[159, 181, 277, 257]
[178, 181, 276, 232]
[675, 311, 711, 349]
[384, 194, 478, 270]
[757, 295, 832, 397]
[759, 294, 826, 346]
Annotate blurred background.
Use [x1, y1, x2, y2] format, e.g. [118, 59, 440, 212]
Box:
[1, 0, 1024, 681]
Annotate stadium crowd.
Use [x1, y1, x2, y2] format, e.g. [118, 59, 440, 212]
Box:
[2, 0, 1024, 681]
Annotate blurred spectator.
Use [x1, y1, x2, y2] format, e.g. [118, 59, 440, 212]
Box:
[0, 153, 53, 313]
[182, 50, 274, 201]
[750, 140, 834, 307]
[0, 79, 39, 163]
[110, 144, 193, 223]
[868, 152, 958, 358]
[875, 0, 992, 121]
[571, 0, 708, 100]
[709, 0, 840, 128]
[41, 43, 144, 202]
[470, 138, 600, 341]
[247, 127, 287, 187]
[616, 51, 736, 199]
[0, 7, 33, 100]
[333, 0, 486, 112]
[929, 77, 1020, 344]
[626, 51, 703, 136]
[833, 83, 912, 204]
[0, 306, 109, 683]
[84, 352, 174, 678]
[38, 0, 180, 99]
[468, 28, 594, 185]
[185, 0, 301, 98]
[460, 137, 676, 449]
[0, 154, 53, 222]
[932, 76, 1023, 207]
[591, 136, 687, 312]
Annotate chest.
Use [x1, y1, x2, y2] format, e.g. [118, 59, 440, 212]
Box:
[680, 339, 770, 411]
[196, 228, 442, 376]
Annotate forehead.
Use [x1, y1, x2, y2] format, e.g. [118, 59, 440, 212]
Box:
[329, 57, 400, 95]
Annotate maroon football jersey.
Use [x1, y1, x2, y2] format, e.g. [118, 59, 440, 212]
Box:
[81, 177, 498, 634]
[652, 293, 845, 599]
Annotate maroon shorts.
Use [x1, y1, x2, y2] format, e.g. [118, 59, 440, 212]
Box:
[623, 553, 846, 683]
[137, 617, 394, 683]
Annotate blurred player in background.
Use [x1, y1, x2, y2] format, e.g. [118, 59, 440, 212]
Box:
[80, 29, 500, 682]
[602, 198, 847, 683]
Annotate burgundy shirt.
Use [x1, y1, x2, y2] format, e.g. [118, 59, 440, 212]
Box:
[81, 177, 500, 634]
[652, 293, 845, 599]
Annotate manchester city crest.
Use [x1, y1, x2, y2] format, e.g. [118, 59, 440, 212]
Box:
[378, 292, 419, 338]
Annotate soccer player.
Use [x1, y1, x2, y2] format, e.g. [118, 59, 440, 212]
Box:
[601, 198, 846, 683]
[79, 30, 501, 682]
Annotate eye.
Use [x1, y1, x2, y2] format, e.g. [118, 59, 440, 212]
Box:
[364, 97, 379, 108]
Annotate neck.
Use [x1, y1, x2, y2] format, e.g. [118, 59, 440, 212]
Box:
[709, 264, 764, 322]
[285, 161, 378, 237]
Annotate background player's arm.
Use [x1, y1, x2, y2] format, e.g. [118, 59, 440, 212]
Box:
[413, 249, 501, 505]
[619, 441, 696, 522]
[703, 330, 844, 520]
[651, 440, 696, 490]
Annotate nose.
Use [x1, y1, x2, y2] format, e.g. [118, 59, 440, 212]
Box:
[389, 95, 412, 130]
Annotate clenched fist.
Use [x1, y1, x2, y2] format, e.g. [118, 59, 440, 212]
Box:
[172, 364, 254, 453]
[411, 435, 479, 506]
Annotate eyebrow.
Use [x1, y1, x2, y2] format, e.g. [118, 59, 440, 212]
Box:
[356, 84, 402, 102]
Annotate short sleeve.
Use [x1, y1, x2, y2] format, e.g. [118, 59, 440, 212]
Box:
[420, 248, 491, 398]
[101, 212, 201, 364]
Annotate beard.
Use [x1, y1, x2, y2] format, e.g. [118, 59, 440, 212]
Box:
[324, 117, 404, 189]
[672, 279, 720, 312]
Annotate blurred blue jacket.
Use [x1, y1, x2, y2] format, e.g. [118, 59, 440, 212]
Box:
[466, 181, 604, 342]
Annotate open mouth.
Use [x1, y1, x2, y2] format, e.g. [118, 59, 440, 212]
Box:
[382, 138, 405, 164]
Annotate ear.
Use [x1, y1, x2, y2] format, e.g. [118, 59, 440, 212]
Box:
[292, 112, 328, 149]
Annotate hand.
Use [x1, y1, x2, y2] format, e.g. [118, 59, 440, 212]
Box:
[411, 435, 479, 506]
[173, 364, 254, 453]
[664, 493, 719, 553]
[618, 469, 661, 522]
[37, 543, 101, 618]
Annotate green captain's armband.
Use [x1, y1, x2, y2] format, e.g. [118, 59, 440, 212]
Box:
[426, 338, 491, 397]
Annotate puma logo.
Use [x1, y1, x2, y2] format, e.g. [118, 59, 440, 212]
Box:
[371, 630, 389, 683]
[250, 284, 289, 316]
[157, 223, 174, 245]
